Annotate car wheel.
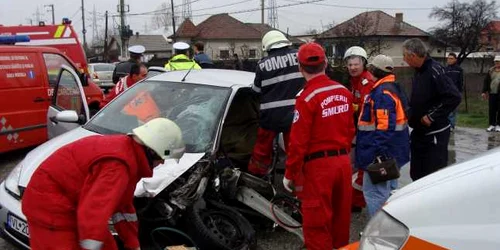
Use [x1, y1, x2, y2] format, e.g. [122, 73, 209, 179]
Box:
[183, 200, 256, 250]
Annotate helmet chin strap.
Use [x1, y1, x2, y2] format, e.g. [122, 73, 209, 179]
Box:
[143, 146, 157, 169]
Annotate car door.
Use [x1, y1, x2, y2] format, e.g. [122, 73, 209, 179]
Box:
[47, 64, 89, 138]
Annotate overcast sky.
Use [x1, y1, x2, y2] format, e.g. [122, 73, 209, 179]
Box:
[1, 0, 453, 43]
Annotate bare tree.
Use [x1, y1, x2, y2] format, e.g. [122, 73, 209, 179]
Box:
[430, 0, 497, 65]
[305, 28, 319, 35]
[151, 2, 172, 31]
[332, 12, 391, 59]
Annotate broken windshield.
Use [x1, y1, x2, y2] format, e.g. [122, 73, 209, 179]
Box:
[86, 80, 231, 153]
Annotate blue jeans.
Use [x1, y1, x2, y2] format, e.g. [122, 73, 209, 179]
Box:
[363, 171, 398, 217]
[448, 109, 457, 128]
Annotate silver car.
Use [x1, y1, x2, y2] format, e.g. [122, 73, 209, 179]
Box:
[0, 69, 260, 248]
[88, 63, 115, 89]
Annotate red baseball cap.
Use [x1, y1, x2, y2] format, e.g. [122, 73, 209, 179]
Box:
[298, 42, 326, 66]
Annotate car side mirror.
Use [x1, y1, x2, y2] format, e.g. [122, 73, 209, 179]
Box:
[55, 110, 80, 123]
[80, 73, 89, 86]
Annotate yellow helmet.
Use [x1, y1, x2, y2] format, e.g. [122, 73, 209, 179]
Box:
[132, 118, 185, 160]
[262, 30, 292, 52]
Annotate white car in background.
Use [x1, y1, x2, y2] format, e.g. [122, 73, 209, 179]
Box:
[342, 147, 500, 250]
[88, 63, 115, 89]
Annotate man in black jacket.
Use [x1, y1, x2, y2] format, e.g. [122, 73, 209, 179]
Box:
[247, 30, 306, 176]
[402, 38, 461, 181]
[445, 52, 463, 131]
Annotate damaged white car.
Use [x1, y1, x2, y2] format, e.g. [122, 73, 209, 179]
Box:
[0, 69, 302, 249]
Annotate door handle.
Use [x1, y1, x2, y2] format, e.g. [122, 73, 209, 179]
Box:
[33, 97, 46, 103]
[49, 116, 58, 124]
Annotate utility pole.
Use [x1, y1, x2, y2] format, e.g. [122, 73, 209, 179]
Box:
[261, 0, 264, 24]
[81, 0, 88, 51]
[104, 11, 109, 62]
[182, 0, 192, 20]
[92, 5, 97, 44]
[119, 0, 127, 57]
[268, 0, 278, 28]
[26, 18, 33, 25]
[44, 4, 55, 24]
[171, 0, 176, 42]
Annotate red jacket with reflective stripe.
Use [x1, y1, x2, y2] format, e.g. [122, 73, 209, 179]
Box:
[285, 75, 355, 181]
[22, 135, 152, 249]
[350, 70, 375, 107]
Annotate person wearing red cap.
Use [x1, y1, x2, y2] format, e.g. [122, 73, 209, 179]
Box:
[283, 42, 355, 249]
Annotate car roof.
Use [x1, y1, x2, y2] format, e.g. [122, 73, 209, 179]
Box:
[147, 69, 255, 88]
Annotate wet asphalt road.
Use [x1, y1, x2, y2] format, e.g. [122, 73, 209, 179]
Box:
[1, 127, 500, 250]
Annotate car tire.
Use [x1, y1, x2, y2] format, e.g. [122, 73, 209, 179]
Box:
[183, 200, 256, 250]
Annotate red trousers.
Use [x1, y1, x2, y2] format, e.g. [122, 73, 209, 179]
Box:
[300, 155, 352, 250]
[28, 221, 117, 250]
[248, 128, 290, 176]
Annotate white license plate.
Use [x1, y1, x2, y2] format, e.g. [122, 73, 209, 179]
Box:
[7, 214, 30, 238]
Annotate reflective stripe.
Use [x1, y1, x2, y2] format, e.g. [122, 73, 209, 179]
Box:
[260, 99, 296, 110]
[63, 27, 72, 38]
[358, 125, 375, 131]
[305, 85, 346, 102]
[80, 239, 103, 250]
[395, 124, 408, 131]
[111, 212, 137, 223]
[359, 123, 407, 131]
[251, 84, 261, 93]
[54, 26, 65, 38]
[261, 72, 303, 87]
[17, 38, 78, 46]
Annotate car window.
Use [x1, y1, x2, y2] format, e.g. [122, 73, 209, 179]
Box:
[54, 69, 84, 114]
[86, 81, 231, 153]
[94, 64, 115, 72]
[43, 53, 73, 88]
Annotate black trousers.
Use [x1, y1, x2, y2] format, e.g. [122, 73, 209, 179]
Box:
[489, 93, 500, 126]
[410, 128, 451, 181]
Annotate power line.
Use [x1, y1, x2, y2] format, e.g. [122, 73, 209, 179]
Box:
[283, 0, 433, 10]
[191, 0, 326, 18]
[191, 0, 254, 13]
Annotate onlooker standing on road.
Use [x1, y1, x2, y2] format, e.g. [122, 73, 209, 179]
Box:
[356, 55, 410, 217]
[482, 55, 500, 132]
[193, 41, 214, 68]
[445, 52, 464, 131]
[283, 42, 355, 250]
[344, 46, 375, 212]
[402, 38, 461, 181]
[247, 30, 305, 176]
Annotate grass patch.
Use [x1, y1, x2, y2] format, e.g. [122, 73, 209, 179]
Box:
[457, 94, 489, 128]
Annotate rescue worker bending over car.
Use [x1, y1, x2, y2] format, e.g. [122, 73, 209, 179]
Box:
[283, 42, 355, 250]
[22, 118, 185, 250]
[247, 30, 305, 176]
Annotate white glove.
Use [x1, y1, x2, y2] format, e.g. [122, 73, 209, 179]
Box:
[283, 177, 294, 193]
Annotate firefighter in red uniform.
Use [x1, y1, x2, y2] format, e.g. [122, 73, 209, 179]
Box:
[283, 43, 355, 249]
[344, 46, 375, 212]
[22, 118, 185, 250]
[100, 63, 148, 108]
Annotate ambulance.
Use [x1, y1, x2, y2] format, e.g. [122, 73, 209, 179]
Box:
[0, 35, 102, 153]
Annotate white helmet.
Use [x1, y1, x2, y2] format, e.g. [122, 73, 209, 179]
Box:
[262, 30, 292, 51]
[132, 118, 185, 161]
[344, 46, 368, 60]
